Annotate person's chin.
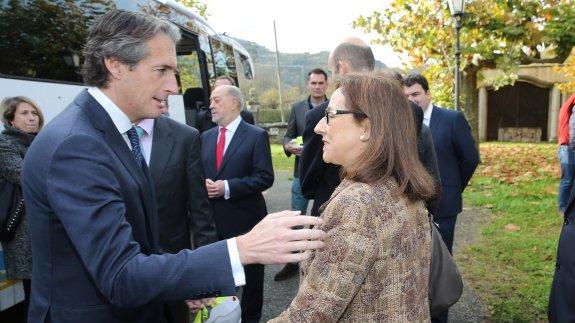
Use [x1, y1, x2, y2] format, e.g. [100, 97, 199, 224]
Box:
[322, 152, 331, 163]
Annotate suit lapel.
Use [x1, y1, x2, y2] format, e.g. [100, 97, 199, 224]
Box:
[78, 90, 157, 250]
[150, 117, 175, 184]
[204, 128, 219, 179]
[429, 105, 442, 139]
[216, 120, 248, 177]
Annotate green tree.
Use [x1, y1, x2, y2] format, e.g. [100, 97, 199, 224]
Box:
[355, 0, 575, 141]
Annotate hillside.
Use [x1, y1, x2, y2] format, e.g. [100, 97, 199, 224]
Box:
[236, 38, 387, 89]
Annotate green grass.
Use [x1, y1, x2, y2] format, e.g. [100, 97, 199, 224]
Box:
[461, 173, 563, 321]
[270, 144, 293, 172]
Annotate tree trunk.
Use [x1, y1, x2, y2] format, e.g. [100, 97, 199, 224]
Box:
[461, 66, 480, 150]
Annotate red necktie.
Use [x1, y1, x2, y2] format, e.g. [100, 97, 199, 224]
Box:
[216, 127, 226, 170]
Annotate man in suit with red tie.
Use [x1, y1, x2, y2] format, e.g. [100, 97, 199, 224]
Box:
[201, 84, 274, 323]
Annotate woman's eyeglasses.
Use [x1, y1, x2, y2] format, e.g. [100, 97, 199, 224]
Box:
[324, 108, 368, 125]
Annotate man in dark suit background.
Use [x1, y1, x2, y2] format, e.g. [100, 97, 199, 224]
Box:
[21, 10, 324, 323]
[201, 85, 274, 323]
[403, 73, 480, 323]
[548, 179, 575, 322]
[137, 116, 218, 323]
[548, 94, 575, 323]
[274, 68, 329, 281]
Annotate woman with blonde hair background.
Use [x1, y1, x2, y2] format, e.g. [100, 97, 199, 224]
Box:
[271, 72, 436, 322]
[0, 96, 44, 322]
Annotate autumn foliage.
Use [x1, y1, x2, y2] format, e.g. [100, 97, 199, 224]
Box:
[478, 143, 558, 184]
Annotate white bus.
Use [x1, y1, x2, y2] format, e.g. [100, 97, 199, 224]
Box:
[0, 0, 254, 129]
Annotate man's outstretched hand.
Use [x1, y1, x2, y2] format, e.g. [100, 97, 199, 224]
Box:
[236, 211, 325, 265]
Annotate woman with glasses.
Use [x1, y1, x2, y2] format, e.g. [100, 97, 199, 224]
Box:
[270, 73, 436, 322]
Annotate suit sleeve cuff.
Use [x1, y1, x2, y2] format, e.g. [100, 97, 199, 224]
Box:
[224, 180, 230, 199]
[226, 238, 246, 287]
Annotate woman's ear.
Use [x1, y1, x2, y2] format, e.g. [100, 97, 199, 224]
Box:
[360, 119, 371, 141]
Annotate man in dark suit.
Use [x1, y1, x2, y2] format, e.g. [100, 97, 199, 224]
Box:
[548, 183, 575, 322]
[273, 68, 329, 281]
[137, 116, 218, 323]
[21, 10, 324, 323]
[403, 73, 480, 323]
[201, 84, 274, 323]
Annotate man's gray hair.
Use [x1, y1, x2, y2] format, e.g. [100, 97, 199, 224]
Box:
[82, 10, 181, 87]
[226, 86, 245, 111]
[332, 42, 375, 73]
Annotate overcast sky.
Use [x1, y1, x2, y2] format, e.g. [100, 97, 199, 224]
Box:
[205, 0, 402, 67]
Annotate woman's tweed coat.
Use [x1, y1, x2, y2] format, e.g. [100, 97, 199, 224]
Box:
[271, 178, 431, 322]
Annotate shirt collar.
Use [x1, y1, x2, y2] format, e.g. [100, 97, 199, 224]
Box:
[307, 95, 328, 109]
[137, 118, 155, 137]
[220, 114, 242, 133]
[424, 103, 434, 120]
[87, 87, 133, 134]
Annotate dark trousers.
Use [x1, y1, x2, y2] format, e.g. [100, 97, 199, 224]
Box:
[241, 264, 265, 323]
[164, 301, 189, 323]
[431, 215, 458, 323]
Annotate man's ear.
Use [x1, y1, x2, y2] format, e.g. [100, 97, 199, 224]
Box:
[104, 57, 124, 80]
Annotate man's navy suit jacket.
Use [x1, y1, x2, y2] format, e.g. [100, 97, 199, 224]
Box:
[200, 120, 274, 240]
[22, 90, 236, 323]
[428, 106, 480, 218]
[549, 185, 575, 322]
[151, 116, 217, 252]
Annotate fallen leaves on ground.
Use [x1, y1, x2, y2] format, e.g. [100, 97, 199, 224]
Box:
[504, 223, 520, 232]
[479, 143, 559, 184]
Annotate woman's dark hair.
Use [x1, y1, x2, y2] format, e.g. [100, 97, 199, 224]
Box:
[339, 72, 435, 201]
[1, 96, 45, 131]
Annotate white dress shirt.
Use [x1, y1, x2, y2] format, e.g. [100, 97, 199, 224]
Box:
[423, 103, 434, 126]
[87, 88, 245, 287]
[217, 115, 242, 200]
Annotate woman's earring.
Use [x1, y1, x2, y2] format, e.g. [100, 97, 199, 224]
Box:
[360, 134, 368, 142]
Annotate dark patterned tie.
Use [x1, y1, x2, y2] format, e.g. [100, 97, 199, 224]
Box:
[126, 126, 145, 169]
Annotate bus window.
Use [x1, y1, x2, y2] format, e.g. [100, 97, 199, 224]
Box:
[198, 34, 215, 82]
[210, 38, 237, 81]
[0, 0, 115, 83]
[177, 39, 203, 91]
[240, 54, 253, 80]
[178, 52, 202, 89]
[177, 32, 206, 127]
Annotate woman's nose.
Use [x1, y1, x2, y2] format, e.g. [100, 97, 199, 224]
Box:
[314, 116, 327, 135]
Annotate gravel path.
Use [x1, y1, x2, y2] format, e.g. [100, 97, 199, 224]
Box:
[259, 170, 490, 322]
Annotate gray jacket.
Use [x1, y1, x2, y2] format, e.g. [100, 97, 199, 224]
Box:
[0, 125, 35, 279]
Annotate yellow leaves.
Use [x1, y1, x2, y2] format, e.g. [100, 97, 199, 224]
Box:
[478, 143, 559, 184]
[555, 49, 575, 92]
